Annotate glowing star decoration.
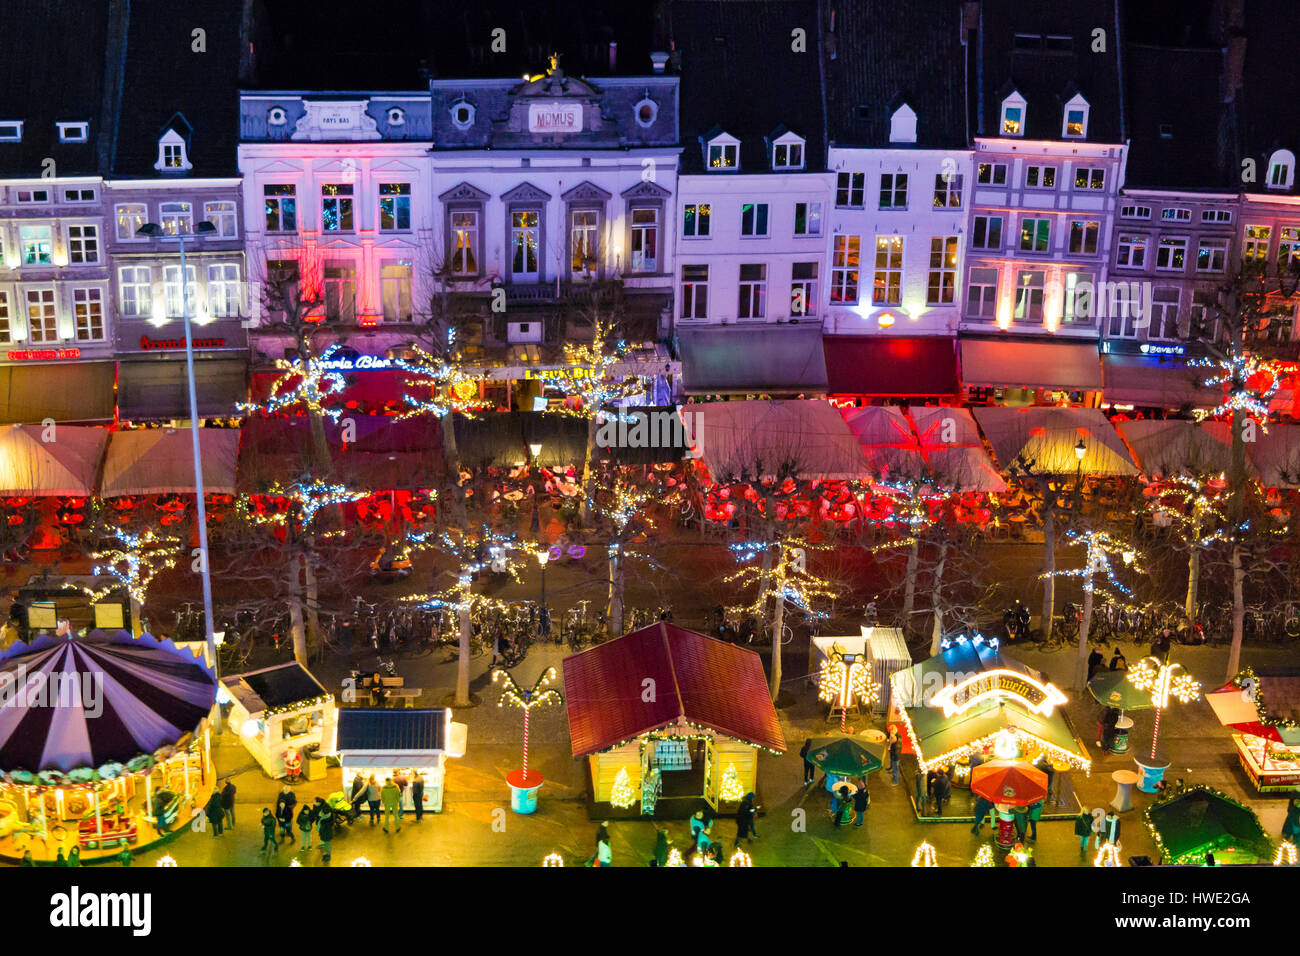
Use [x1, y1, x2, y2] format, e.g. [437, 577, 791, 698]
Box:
[911, 842, 938, 867]
[90, 527, 181, 606]
[718, 764, 745, 803]
[1094, 843, 1121, 868]
[609, 767, 637, 809]
[929, 669, 1068, 720]
[289, 860, 301, 867]
[392, 343, 492, 420]
[1274, 842, 1297, 866]
[240, 343, 350, 421]
[818, 647, 880, 732]
[665, 848, 685, 867]
[992, 730, 1020, 760]
[493, 667, 564, 781]
[156, 856, 177, 867]
[542, 852, 565, 867]
[350, 857, 372, 867]
[1127, 656, 1201, 760]
[729, 849, 752, 867]
[971, 845, 995, 867]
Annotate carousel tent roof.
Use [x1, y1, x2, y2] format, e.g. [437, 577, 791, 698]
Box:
[0, 423, 107, 496]
[1145, 786, 1273, 863]
[691, 399, 871, 483]
[562, 622, 786, 757]
[0, 631, 216, 773]
[221, 662, 330, 716]
[972, 406, 1137, 476]
[101, 427, 240, 497]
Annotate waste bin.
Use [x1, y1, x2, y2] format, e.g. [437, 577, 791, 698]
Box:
[1112, 716, 1133, 754]
[306, 753, 326, 782]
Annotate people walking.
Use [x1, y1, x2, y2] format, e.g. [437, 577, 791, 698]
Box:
[393, 770, 409, 823]
[1283, 797, 1300, 841]
[800, 738, 816, 785]
[1074, 809, 1093, 855]
[297, 802, 316, 851]
[888, 728, 902, 785]
[366, 775, 381, 826]
[204, 787, 224, 837]
[221, 779, 236, 830]
[689, 809, 706, 844]
[1027, 799, 1043, 841]
[275, 785, 297, 842]
[316, 805, 333, 862]
[652, 826, 670, 867]
[380, 776, 402, 832]
[852, 783, 869, 828]
[260, 808, 278, 853]
[586, 822, 612, 867]
[1012, 803, 1028, 842]
[971, 795, 994, 835]
[1098, 809, 1120, 848]
[932, 768, 951, 816]
[735, 793, 759, 846]
[1087, 647, 1104, 682]
[412, 774, 425, 822]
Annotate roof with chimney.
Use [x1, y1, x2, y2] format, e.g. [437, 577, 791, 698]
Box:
[821, 0, 968, 148]
[1239, 0, 1300, 195]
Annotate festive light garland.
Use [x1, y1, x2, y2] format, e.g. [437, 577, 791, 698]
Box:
[90, 527, 181, 605]
[546, 316, 649, 416]
[493, 666, 563, 778]
[609, 767, 637, 809]
[240, 344, 350, 421]
[392, 343, 492, 420]
[1143, 784, 1274, 865]
[1192, 353, 1284, 426]
[1128, 656, 1201, 760]
[1275, 842, 1297, 866]
[156, 855, 177, 867]
[725, 539, 836, 623]
[1040, 528, 1137, 603]
[241, 479, 369, 532]
[350, 857, 372, 867]
[818, 647, 879, 732]
[1232, 667, 1300, 731]
[729, 849, 752, 867]
[971, 845, 995, 867]
[665, 848, 685, 867]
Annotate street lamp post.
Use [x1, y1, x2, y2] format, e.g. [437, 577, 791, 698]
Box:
[136, 221, 221, 728]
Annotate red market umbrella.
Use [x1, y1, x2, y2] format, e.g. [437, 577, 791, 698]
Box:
[970, 760, 1048, 807]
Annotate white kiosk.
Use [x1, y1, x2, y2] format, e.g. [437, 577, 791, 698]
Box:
[334, 709, 467, 813]
[221, 663, 337, 780]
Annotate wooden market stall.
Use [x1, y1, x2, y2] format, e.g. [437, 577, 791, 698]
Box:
[1207, 668, 1300, 794]
[333, 709, 467, 814]
[221, 663, 336, 780]
[563, 622, 786, 820]
[1145, 785, 1277, 865]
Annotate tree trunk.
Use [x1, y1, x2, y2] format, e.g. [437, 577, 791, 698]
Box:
[455, 602, 473, 707]
[1227, 544, 1245, 681]
[927, 540, 948, 656]
[769, 566, 786, 702]
[1075, 583, 1094, 691]
[902, 538, 920, 637]
[440, 410, 467, 526]
[1041, 506, 1056, 641]
[288, 557, 308, 665]
[755, 540, 774, 630]
[1184, 506, 1202, 621]
[579, 416, 599, 526]
[130, 596, 144, 638]
[303, 555, 320, 652]
[606, 544, 624, 636]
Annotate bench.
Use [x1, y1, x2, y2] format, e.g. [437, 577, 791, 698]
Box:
[386, 688, 422, 708]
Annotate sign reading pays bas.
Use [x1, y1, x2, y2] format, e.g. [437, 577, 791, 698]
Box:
[528, 102, 581, 134]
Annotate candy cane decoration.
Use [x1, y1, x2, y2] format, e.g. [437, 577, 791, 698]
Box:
[493, 667, 565, 777]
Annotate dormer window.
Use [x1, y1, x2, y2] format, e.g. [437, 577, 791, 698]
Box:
[154, 128, 191, 173]
[771, 132, 804, 171]
[268, 107, 287, 126]
[889, 104, 917, 144]
[1062, 93, 1089, 139]
[0, 122, 21, 142]
[386, 107, 406, 126]
[1000, 92, 1026, 137]
[1268, 149, 1296, 190]
[450, 100, 475, 131]
[634, 97, 658, 129]
[706, 132, 739, 171]
[57, 122, 89, 143]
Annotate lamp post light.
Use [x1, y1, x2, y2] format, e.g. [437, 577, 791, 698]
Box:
[136, 220, 221, 728]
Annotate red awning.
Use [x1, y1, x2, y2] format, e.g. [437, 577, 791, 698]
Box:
[250, 368, 429, 415]
[824, 336, 958, 397]
[562, 622, 786, 757]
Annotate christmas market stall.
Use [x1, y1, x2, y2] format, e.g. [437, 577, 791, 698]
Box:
[333, 709, 467, 815]
[1145, 785, 1276, 865]
[889, 634, 1089, 819]
[0, 630, 216, 863]
[221, 662, 337, 781]
[563, 622, 786, 819]
[1207, 668, 1300, 794]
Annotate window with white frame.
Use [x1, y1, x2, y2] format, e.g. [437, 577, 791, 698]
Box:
[1196, 238, 1229, 273]
[570, 210, 599, 275]
[737, 264, 767, 319]
[381, 260, 413, 322]
[203, 201, 238, 238]
[0, 292, 9, 343]
[159, 201, 193, 236]
[1268, 150, 1296, 190]
[1189, 290, 1217, 340]
[1068, 219, 1099, 255]
[772, 139, 804, 170]
[118, 266, 152, 317]
[740, 202, 769, 237]
[1063, 272, 1093, 324]
[1265, 304, 1296, 344]
[1013, 270, 1045, 322]
[927, 236, 958, 305]
[879, 173, 908, 210]
[264, 184, 297, 232]
[63, 187, 95, 203]
[1020, 217, 1051, 253]
[321, 184, 354, 232]
[1279, 227, 1300, 273]
[115, 203, 146, 240]
[1000, 92, 1026, 136]
[15, 188, 49, 204]
[793, 201, 822, 236]
[72, 288, 104, 340]
[0, 122, 22, 142]
[1202, 209, 1233, 224]
[680, 265, 708, 319]
[1150, 288, 1181, 339]
[1242, 225, 1271, 265]
[1025, 165, 1056, 189]
[1120, 204, 1152, 220]
[1073, 167, 1105, 190]
[976, 162, 1007, 185]
[162, 264, 198, 316]
[510, 210, 541, 280]
[26, 289, 57, 342]
[830, 235, 860, 304]
[1107, 285, 1142, 338]
[1160, 207, 1191, 222]
[836, 172, 865, 208]
[971, 215, 1003, 250]
[324, 260, 357, 321]
[791, 262, 817, 317]
[706, 135, 738, 170]
[1155, 236, 1187, 270]
[155, 129, 191, 172]
[966, 267, 998, 319]
[682, 202, 711, 237]
[932, 173, 963, 208]
[629, 207, 658, 272]
[1115, 234, 1148, 268]
[450, 210, 479, 275]
[379, 183, 411, 231]
[1062, 94, 1089, 138]
[207, 263, 241, 317]
[58, 122, 89, 143]
[872, 236, 903, 305]
[67, 224, 98, 264]
[20, 225, 52, 265]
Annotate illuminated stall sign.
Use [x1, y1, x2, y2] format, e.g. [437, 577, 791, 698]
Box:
[930, 669, 1068, 718]
[7, 348, 81, 361]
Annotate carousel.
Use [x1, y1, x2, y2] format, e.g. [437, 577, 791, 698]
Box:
[0, 629, 217, 863]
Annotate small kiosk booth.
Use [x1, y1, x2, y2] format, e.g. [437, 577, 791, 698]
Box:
[334, 709, 467, 813]
[563, 622, 786, 819]
[221, 663, 336, 780]
[1207, 668, 1300, 793]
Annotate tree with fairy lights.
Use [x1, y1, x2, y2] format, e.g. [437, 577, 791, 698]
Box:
[1190, 258, 1299, 678]
[90, 526, 181, 636]
[587, 462, 666, 636]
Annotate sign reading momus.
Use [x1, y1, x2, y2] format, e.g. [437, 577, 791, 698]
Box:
[528, 102, 581, 134]
[929, 669, 1068, 718]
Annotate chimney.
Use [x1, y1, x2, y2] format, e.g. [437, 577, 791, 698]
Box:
[650, 51, 669, 74]
[1223, 34, 1246, 103]
[609, 42, 618, 72]
[961, 1, 979, 32]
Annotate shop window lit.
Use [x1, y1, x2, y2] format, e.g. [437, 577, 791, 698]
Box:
[629, 207, 658, 272]
[382, 260, 413, 322]
[20, 225, 52, 265]
[830, 235, 860, 304]
[321, 184, 354, 232]
[872, 235, 903, 305]
[379, 183, 411, 231]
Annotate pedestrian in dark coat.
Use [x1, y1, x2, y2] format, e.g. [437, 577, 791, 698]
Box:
[887, 728, 902, 785]
[1087, 648, 1104, 682]
[348, 773, 367, 809]
[852, 785, 869, 828]
[204, 788, 224, 836]
[316, 806, 334, 862]
[220, 780, 236, 829]
[932, 769, 951, 816]
[275, 785, 297, 841]
[1027, 800, 1044, 841]
[800, 739, 816, 785]
[1074, 810, 1094, 854]
[735, 793, 759, 846]
[1012, 803, 1028, 842]
[1282, 797, 1300, 840]
[833, 786, 852, 827]
[412, 774, 425, 822]
[260, 808, 279, 853]
[296, 803, 316, 851]
[652, 826, 670, 866]
[1098, 810, 1120, 848]
[971, 796, 994, 834]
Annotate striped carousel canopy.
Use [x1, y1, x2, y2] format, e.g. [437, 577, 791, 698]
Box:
[0, 631, 216, 775]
